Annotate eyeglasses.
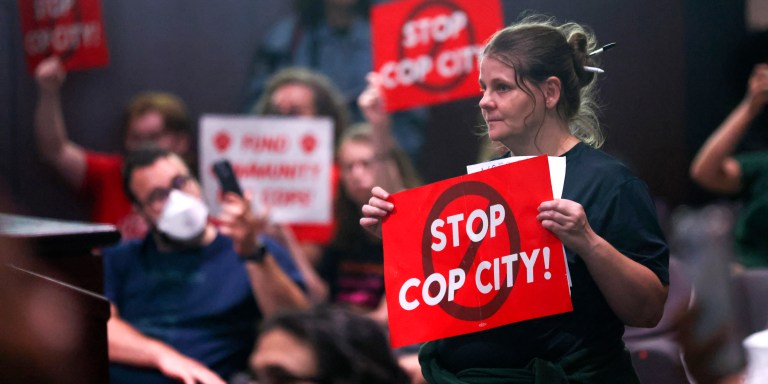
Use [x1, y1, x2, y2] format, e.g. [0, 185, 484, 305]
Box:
[141, 174, 193, 209]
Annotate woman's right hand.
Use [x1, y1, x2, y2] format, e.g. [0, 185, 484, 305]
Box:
[360, 186, 394, 239]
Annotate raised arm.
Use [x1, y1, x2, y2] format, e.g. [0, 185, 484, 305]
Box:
[107, 304, 225, 384]
[275, 223, 329, 304]
[34, 56, 88, 190]
[690, 63, 768, 194]
[358, 73, 408, 193]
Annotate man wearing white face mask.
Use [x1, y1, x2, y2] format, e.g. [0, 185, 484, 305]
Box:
[101, 146, 308, 384]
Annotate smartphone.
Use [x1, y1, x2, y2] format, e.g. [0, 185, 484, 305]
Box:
[212, 159, 243, 196]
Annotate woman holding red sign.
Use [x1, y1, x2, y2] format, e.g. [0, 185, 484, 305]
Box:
[361, 15, 669, 383]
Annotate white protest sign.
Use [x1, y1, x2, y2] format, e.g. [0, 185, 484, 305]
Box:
[199, 115, 333, 224]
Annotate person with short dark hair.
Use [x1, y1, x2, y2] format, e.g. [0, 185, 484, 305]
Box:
[248, 305, 410, 384]
[318, 72, 421, 323]
[103, 146, 308, 384]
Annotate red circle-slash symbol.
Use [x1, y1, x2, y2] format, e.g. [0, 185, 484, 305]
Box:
[400, 0, 477, 92]
[421, 181, 520, 321]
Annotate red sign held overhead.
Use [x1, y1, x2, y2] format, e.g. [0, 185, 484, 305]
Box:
[18, 0, 109, 73]
[382, 156, 572, 347]
[371, 0, 503, 112]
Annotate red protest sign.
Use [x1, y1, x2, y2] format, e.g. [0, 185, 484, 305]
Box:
[371, 0, 503, 112]
[18, 0, 109, 73]
[382, 155, 572, 347]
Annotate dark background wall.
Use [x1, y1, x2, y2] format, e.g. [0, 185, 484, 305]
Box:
[0, 0, 758, 223]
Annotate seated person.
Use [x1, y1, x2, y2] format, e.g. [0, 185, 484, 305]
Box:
[247, 305, 410, 384]
[103, 146, 308, 384]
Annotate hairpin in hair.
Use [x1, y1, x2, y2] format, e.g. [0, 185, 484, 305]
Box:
[588, 42, 616, 57]
[583, 66, 605, 74]
[584, 42, 616, 74]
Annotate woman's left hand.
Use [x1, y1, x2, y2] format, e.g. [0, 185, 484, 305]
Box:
[536, 199, 597, 254]
[539, 199, 668, 327]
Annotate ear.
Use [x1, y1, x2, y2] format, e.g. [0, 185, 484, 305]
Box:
[542, 76, 562, 109]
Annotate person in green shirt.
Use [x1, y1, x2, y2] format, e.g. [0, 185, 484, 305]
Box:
[691, 62, 768, 268]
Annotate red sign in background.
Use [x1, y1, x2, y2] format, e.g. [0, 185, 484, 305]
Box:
[382, 156, 572, 347]
[18, 0, 109, 73]
[371, 0, 503, 112]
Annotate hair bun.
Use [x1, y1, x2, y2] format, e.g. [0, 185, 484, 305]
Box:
[568, 32, 595, 87]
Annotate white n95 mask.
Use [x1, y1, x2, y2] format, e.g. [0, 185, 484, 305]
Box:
[157, 190, 209, 241]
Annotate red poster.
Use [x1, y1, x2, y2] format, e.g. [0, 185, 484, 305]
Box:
[18, 0, 109, 73]
[371, 0, 503, 112]
[382, 156, 572, 347]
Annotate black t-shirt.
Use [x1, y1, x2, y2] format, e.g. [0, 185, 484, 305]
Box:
[435, 142, 670, 371]
[319, 240, 386, 311]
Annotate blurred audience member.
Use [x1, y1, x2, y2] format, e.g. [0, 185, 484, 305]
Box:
[34, 56, 193, 240]
[244, 0, 372, 116]
[246, 305, 410, 384]
[243, 0, 428, 165]
[318, 73, 421, 324]
[103, 147, 307, 384]
[252, 67, 349, 265]
[285, 73, 426, 383]
[691, 63, 768, 268]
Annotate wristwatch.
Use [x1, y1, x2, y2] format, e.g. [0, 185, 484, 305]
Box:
[242, 241, 269, 264]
